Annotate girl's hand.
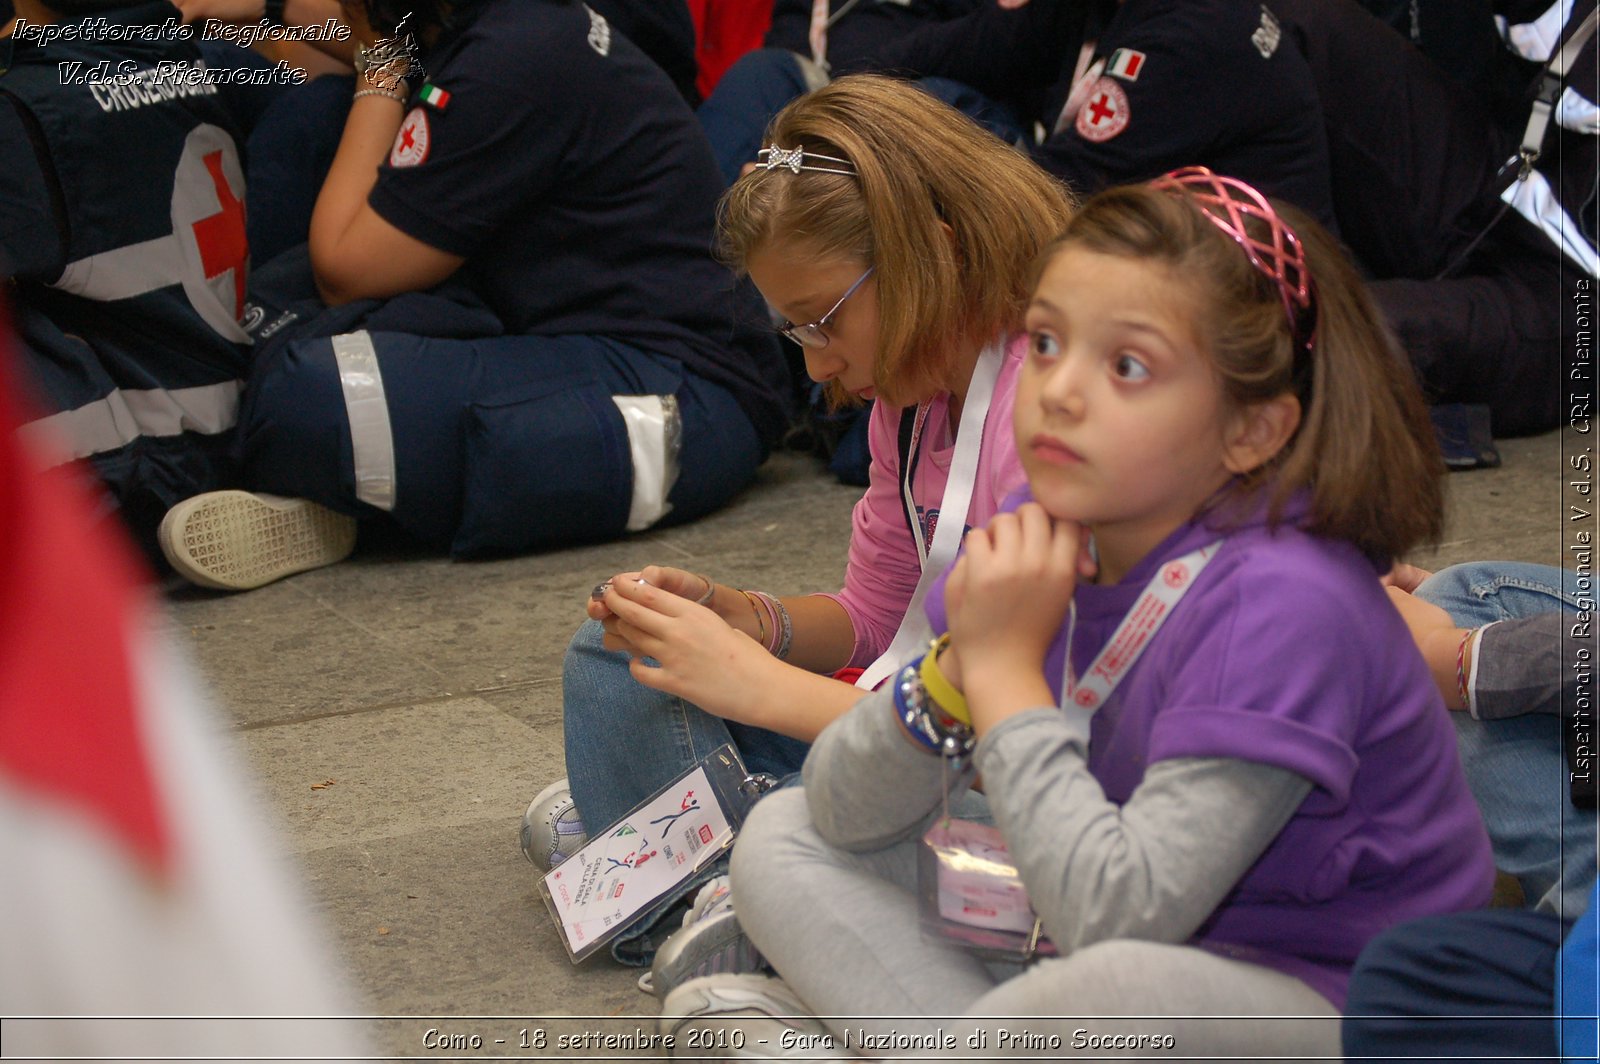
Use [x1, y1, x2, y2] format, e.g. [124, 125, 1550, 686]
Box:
[588, 565, 713, 650]
[945, 503, 1081, 709]
[597, 575, 776, 722]
[1382, 562, 1434, 593]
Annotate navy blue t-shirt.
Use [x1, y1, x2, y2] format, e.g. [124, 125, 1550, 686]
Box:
[366, 0, 789, 443]
[586, 0, 699, 105]
[1035, 0, 1334, 229]
[0, 97, 58, 279]
[874, 0, 1336, 229]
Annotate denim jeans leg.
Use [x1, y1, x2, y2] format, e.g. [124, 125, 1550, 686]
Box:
[1415, 561, 1587, 625]
[1417, 562, 1596, 917]
[561, 619, 809, 964]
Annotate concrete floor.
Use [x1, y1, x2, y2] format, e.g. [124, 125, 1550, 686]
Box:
[161, 430, 1581, 1059]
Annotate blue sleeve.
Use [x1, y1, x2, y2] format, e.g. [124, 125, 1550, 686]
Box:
[0, 92, 65, 278]
[1034, 4, 1326, 211]
[1559, 884, 1600, 1062]
[867, 3, 1081, 110]
[762, 0, 811, 53]
[367, 31, 571, 256]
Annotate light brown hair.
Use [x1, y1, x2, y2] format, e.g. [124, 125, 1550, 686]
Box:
[1040, 182, 1444, 562]
[719, 74, 1075, 407]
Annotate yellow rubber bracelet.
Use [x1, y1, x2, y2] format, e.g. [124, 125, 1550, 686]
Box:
[919, 634, 971, 726]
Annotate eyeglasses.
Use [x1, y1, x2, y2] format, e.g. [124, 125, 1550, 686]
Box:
[777, 267, 875, 349]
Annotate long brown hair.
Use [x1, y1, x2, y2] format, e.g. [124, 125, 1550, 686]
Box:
[1041, 182, 1444, 562]
[719, 74, 1075, 407]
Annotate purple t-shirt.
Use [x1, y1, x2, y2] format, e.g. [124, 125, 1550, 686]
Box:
[927, 491, 1495, 1005]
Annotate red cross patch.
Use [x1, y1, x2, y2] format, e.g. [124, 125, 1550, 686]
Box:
[1074, 689, 1099, 708]
[1163, 562, 1190, 589]
[1074, 77, 1130, 143]
[389, 108, 431, 168]
[191, 149, 248, 320]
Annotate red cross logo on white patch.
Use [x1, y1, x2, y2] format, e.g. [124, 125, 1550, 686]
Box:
[1163, 562, 1190, 589]
[1075, 77, 1130, 143]
[1075, 689, 1099, 708]
[389, 109, 431, 168]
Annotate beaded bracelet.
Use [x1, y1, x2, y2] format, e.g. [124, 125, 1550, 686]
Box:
[353, 87, 407, 104]
[891, 657, 975, 762]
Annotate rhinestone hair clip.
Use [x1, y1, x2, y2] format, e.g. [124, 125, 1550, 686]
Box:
[1150, 166, 1316, 355]
[756, 144, 857, 177]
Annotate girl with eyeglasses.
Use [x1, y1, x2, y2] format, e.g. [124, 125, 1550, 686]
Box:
[525, 74, 1074, 984]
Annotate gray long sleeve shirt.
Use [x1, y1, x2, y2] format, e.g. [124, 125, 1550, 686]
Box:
[803, 687, 1311, 953]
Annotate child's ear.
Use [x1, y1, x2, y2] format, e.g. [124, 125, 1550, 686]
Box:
[1223, 394, 1301, 475]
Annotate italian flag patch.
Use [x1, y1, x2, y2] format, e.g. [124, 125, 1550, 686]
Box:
[417, 83, 451, 110]
[1105, 48, 1146, 81]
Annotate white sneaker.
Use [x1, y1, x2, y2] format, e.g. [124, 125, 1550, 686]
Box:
[158, 491, 356, 591]
[660, 973, 841, 1060]
[651, 875, 767, 998]
[519, 779, 588, 872]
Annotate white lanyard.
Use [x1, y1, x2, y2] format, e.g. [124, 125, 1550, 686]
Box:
[858, 340, 1005, 690]
[1053, 41, 1103, 136]
[808, 0, 867, 72]
[1059, 541, 1222, 711]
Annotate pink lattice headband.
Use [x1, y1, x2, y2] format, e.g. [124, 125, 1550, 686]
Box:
[1150, 166, 1317, 358]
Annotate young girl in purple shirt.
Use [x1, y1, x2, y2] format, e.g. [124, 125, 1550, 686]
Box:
[671, 169, 1496, 1056]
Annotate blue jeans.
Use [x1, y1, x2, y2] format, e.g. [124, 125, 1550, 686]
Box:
[1415, 562, 1596, 917]
[242, 329, 764, 556]
[562, 620, 810, 965]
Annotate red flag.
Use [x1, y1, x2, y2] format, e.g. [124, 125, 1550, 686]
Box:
[0, 299, 172, 876]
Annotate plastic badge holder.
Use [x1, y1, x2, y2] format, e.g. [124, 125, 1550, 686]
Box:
[540, 743, 764, 964]
[918, 817, 1057, 963]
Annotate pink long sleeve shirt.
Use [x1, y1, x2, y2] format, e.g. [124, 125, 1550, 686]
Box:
[819, 333, 1029, 668]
